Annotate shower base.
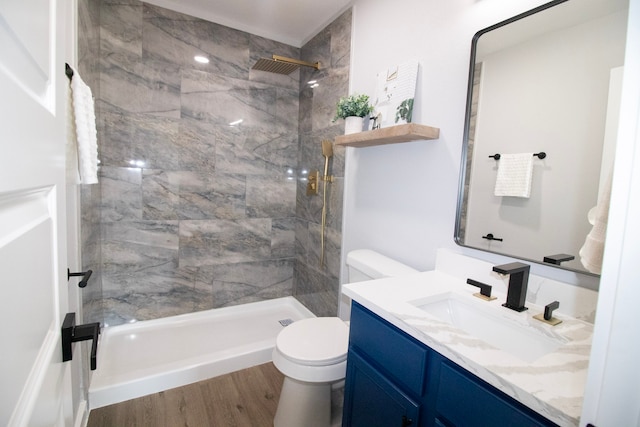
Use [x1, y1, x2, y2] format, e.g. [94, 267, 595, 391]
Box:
[88, 297, 315, 409]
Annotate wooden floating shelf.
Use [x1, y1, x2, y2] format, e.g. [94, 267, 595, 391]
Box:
[334, 123, 440, 148]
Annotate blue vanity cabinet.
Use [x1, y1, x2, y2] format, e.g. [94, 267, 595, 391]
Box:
[343, 301, 429, 427]
[343, 302, 558, 427]
[433, 357, 558, 427]
[343, 350, 420, 426]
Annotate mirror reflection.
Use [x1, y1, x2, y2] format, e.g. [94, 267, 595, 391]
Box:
[456, 0, 628, 275]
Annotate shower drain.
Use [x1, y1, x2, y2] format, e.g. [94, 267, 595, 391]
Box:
[278, 318, 294, 327]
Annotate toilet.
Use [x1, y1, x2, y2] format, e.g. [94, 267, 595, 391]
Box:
[272, 249, 418, 427]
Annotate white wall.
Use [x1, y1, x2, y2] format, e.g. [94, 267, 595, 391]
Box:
[581, 0, 640, 424]
[342, 0, 597, 288]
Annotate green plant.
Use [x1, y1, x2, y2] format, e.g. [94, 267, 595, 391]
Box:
[395, 98, 414, 123]
[333, 94, 374, 121]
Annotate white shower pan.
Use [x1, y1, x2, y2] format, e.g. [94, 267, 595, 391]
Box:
[88, 297, 315, 409]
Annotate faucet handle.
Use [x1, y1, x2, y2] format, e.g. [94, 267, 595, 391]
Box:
[466, 278, 497, 301]
[544, 300, 560, 320]
[533, 301, 562, 326]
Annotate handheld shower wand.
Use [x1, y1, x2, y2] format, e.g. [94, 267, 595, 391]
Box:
[320, 140, 334, 268]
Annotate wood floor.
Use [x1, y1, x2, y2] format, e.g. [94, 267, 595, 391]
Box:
[87, 363, 284, 427]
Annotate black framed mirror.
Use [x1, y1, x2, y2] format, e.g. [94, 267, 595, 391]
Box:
[455, 0, 628, 275]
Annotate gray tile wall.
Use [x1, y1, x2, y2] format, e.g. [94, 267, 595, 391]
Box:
[295, 11, 351, 316]
[79, 0, 351, 326]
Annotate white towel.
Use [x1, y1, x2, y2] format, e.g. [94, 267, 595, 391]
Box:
[69, 66, 99, 184]
[579, 170, 612, 274]
[66, 81, 80, 185]
[494, 153, 534, 198]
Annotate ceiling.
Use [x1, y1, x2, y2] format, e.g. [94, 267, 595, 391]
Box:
[144, 0, 354, 47]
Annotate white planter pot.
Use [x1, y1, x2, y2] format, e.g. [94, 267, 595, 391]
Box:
[344, 116, 364, 135]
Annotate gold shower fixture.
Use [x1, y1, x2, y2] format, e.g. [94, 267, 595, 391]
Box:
[319, 139, 333, 268]
[252, 55, 320, 75]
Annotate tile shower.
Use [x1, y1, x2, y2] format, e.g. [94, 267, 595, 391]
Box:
[79, 0, 351, 326]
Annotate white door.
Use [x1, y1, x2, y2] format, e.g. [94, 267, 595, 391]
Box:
[0, 1, 74, 426]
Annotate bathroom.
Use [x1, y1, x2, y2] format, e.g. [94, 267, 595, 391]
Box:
[1, 0, 639, 425]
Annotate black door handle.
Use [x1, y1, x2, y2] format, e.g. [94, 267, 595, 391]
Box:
[61, 313, 101, 370]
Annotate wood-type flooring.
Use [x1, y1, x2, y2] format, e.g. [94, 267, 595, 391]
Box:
[87, 363, 283, 427]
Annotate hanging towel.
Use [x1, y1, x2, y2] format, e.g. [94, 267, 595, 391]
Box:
[579, 170, 612, 274]
[494, 153, 534, 198]
[66, 80, 80, 185]
[69, 65, 99, 184]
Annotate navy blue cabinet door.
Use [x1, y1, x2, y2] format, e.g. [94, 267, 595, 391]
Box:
[434, 360, 557, 427]
[343, 349, 420, 427]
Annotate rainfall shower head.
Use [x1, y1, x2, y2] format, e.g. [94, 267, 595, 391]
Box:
[252, 55, 320, 75]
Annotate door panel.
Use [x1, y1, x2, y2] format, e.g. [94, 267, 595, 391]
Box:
[0, 0, 71, 425]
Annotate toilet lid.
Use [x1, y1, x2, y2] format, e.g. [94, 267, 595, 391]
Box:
[276, 317, 349, 366]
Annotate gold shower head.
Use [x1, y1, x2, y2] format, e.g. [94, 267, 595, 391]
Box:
[251, 55, 320, 75]
[321, 139, 333, 158]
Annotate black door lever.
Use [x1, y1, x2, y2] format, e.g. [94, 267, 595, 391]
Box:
[61, 313, 100, 370]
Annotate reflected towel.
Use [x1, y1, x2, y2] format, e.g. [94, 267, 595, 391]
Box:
[494, 153, 534, 198]
[69, 66, 99, 184]
[579, 171, 612, 274]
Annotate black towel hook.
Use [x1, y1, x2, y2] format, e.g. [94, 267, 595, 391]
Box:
[68, 268, 93, 288]
[482, 233, 503, 242]
[65, 63, 74, 81]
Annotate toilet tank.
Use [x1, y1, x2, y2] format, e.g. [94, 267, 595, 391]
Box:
[346, 249, 418, 283]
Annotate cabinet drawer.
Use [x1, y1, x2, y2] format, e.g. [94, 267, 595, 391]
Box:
[349, 302, 428, 396]
[436, 362, 558, 427]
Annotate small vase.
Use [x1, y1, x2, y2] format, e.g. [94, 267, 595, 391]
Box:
[344, 116, 364, 135]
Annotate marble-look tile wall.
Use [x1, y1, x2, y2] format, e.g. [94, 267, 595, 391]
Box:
[80, 0, 351, 325]
[95, 1, 303, 326]
[79, 0, 103, 324]
[294, 11, 351, 316]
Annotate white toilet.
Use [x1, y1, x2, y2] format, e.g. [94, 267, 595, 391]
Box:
[272, 249, 418, 427]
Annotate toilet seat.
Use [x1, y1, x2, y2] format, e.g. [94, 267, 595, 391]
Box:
[276, 317, 349, 366]
[272, 317, 349, 383]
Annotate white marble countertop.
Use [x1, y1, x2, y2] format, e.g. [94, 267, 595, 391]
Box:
[343, 270, 593, 427]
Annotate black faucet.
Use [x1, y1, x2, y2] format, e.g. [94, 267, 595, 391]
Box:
[492, 262, 530, 312]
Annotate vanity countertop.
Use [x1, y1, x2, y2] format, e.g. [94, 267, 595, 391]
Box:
[342, 270, 593, 427]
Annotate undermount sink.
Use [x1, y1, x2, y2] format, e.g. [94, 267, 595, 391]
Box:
[411, 292, 567, 363]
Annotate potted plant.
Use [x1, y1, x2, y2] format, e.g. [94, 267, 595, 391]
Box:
[333, 94, 374, 134]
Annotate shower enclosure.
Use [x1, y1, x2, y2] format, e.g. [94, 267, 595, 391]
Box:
[79, 0, 352, 327]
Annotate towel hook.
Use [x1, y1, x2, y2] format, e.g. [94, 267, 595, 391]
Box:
[68, 268, 93, 288]
[65, 63, 74, 81]
[482, 233, 503, 242]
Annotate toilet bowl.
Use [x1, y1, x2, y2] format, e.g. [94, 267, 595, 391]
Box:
[272, 250, 417, 427]
[272, 318, 349, 427]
